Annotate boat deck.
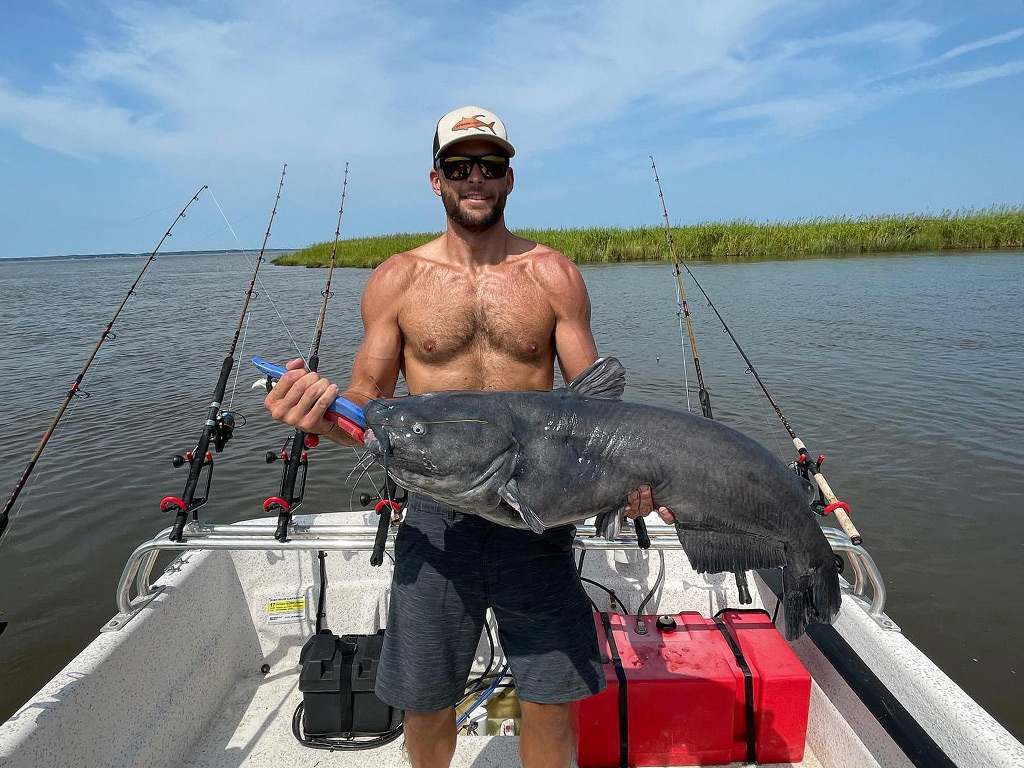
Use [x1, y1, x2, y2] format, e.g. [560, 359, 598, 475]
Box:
[3, 512, 1023, 767]
[183, 672, 827, 768]
[178, 525, 824, 768]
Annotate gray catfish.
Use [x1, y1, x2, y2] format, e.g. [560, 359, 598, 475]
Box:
[362, 357, 841, 639]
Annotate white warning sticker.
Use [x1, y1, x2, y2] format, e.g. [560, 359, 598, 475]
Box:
[267, 597, 306, 624]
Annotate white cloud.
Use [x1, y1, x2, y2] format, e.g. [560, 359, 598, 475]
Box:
[0, 0, 800, 170]
[901, 61, 1024, 92]
[713, 92, 870, 137]
[0, 0, 1021, 219]
[939, 28, 1024, 62]
[775, 19, 937, 58]
[0, 1, 433, 171]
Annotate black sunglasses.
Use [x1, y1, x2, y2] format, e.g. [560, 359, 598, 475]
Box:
[436, 154, 510, 181]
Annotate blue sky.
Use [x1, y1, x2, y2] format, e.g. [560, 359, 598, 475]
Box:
[1, 0, 1021, 257]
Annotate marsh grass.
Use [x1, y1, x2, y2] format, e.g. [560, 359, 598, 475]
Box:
[275, 206, 1024, 267]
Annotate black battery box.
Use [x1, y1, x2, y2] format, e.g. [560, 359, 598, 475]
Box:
[298, 629, 403, 737]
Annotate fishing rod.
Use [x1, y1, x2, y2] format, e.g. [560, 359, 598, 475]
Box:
[162, 165, 287, 542]
[263, 165, 349, 543]
[0, 186, 207, 546]
[0, 186, 206, 637]
[648, 159, 861, 546]
[650, 157, 752, 603]
[651, 157, 712, 420]
[673, 259, 862, 545]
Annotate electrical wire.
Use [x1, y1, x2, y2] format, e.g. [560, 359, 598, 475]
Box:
[580, 576, 629, 614]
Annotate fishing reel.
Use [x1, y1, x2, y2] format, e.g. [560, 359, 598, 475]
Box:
[790, 456, 826, 515]
[213, 411, 238, 452]
[173, 412, 238, 466]
[170, 413, 237, 467]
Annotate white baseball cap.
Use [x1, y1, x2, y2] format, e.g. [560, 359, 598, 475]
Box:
[433, 105, 515, 160]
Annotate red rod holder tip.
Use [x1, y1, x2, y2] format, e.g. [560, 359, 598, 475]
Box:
[263, 497, 289, 513]
[375, 500, 401, 515]
[160, 496, 186, 513]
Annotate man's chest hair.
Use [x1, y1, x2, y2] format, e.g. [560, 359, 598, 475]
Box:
[400, 274, 555, 364]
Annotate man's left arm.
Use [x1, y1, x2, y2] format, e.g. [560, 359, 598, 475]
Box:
[545, 253, 674, 525]
[547, 256, 598, 383]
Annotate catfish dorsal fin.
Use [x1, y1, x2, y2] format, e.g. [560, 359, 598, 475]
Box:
[564, 357, 626, 399]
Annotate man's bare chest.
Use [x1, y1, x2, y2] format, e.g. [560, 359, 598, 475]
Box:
[399, 270, 556, 364]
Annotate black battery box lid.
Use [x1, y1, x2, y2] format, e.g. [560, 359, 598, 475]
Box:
[299, 629, 385, 694]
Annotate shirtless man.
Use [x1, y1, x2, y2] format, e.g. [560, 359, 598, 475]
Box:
[265, 106, 671, 768]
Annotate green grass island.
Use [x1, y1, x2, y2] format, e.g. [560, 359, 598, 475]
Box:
[275, 206, 1024, 268]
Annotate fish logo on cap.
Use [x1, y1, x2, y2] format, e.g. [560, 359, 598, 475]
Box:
[434, 105, 515, 159]
[452, 114, 497, 134]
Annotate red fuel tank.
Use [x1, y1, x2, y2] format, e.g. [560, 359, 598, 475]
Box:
[572, 610, 810, 767]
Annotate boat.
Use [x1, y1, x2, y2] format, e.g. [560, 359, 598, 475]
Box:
[1, 502, 1022, 767]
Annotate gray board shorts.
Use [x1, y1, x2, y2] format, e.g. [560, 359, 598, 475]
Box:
[375, 493, 606, 712]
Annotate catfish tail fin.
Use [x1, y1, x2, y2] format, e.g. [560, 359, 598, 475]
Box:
[781, 551, 842, 640]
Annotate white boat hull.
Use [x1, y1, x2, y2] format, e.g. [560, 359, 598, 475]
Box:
[1, 512, 1021, 767]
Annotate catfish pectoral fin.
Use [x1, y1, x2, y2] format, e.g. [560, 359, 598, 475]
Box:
[498, 478, 546, 534]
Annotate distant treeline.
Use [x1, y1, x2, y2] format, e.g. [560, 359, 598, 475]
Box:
[274, 206, 1024, 268]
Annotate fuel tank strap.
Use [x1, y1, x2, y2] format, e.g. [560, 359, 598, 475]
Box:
[598, 612, 629, 768]
[714, 612, 758, 764]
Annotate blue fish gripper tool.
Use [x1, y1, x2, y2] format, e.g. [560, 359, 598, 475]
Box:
[252, 357, 366, 443]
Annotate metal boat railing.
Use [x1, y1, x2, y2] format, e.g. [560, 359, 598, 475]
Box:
[110, 516, 891, 631]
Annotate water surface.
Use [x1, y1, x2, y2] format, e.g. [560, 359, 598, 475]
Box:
[0, 250, 1022, 739]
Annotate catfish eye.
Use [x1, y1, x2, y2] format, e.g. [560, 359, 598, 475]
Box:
[412, 423, 426, 435]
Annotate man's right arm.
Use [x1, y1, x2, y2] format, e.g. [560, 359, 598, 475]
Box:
[263, 256, 408, 446]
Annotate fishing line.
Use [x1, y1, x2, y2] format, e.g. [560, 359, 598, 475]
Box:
[347, 456, 386, 507]
[163, 167, 287, 542]
[675, 281, 693, 413]
[748, 365, 788, 460]
[651, 205, 862, 544]
[346, 449, 379, 482]
[347, 452, 386, 510]
[111, 203, 181, 227]
[208, 188, 305, 362]
[173, 217, 251, 253]
[261, 166, 353, 543]
[227, 309, 254, 411]
[0, 389, 85, 549]
[650, 157, 712, 421]
[0, 185, 208, 549]
[651, 158, 761, 602]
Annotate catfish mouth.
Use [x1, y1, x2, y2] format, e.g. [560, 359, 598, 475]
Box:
[362, 428, 388, 457]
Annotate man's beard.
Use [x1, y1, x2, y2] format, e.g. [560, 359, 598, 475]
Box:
[440, 184, 508, 234]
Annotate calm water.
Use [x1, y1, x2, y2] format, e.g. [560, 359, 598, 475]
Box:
[1, 251, 1022, 739]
